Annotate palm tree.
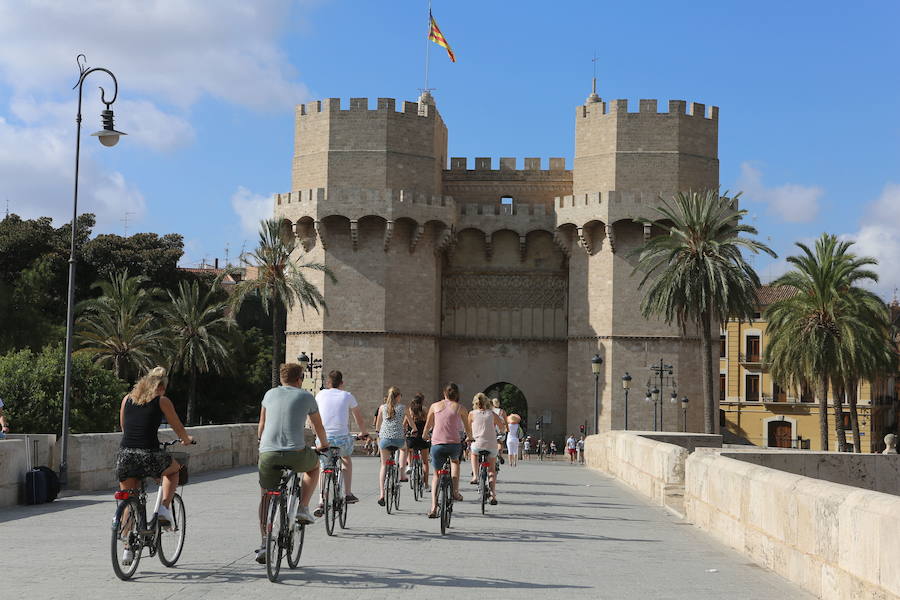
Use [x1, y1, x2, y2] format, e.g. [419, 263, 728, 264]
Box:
[766, 234, 884, 451]
[229, 218, 334, 388]
[74, 270, 164, 381]
[160, 279, 232, 425]
[633, 190, 775, 433]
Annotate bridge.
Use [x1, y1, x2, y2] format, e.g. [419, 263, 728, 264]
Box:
[1, 456, 810, 599]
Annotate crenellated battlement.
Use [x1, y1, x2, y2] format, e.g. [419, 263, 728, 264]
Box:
[448, 157, 569, 172]
[298, 97, 437, 119]
[577, 98, 718, 120]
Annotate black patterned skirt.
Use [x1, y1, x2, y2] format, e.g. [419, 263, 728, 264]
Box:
[115, 447, 173, 482]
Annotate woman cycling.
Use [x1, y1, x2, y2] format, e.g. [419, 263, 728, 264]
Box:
[506, 413, 521, 467]
[375, 386, 406, 506]
[468, 393, 506, 504]
[423, 383, 472, 518]
[116, 367, 193, 525]
[404, 393, 431, 491]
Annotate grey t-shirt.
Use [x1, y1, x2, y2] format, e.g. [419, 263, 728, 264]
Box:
[259, 386, 318, 453]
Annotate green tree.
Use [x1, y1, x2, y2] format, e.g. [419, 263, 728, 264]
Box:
[0, 343, 128, 434]
[228, 218, 334, 388]
[75, 270, 165, 382]
[160, 279, 232, 425]
[766, 234, 888, 451]
[82, 232, 184, 292]
[632, 190, 775, 433]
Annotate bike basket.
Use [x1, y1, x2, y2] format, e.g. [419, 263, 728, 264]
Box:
[169, 452, 190, 486]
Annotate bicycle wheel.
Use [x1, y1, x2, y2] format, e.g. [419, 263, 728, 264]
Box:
[392, 466, 401, 511]
[157, 493, 186, 567]
[265, 495, 285, 582]
[439, 479, 450, 535]
[411, 462, 420, 502]
[480, 467, 488, 514]
[384, 466, 393, 514]
[111, 498, 143, 580]
[286, 522, 304, 568]
[338, 471, 349, 529]
[322, 472, 336, 537]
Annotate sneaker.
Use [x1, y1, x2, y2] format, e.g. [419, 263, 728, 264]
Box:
[121, 548, 134, 566]
[405, 466, 412, 475]
[313, 503, 325, 517]
[255, 546, 267, 564]
[499, 456, 505, 465]
[157, 504, 173, 525]
[345, 494, 359, 504]
[296, 506, 315, 525]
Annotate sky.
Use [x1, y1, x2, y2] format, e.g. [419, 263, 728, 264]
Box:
[1, 0, 898, 299]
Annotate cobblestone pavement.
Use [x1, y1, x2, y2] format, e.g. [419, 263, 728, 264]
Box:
[1, 457, 814, 599]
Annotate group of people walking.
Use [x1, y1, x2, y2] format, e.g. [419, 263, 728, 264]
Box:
[114, 362, 526, 567]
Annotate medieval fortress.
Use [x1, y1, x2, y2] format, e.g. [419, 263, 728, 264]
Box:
[274, 88, 719, 439]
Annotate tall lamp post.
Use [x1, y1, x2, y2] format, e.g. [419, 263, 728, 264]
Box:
[622, 372, 632, 430]
[297, 352, 323, 389]
[60, 55, 126, 488]
[650, 387, 660, 431]
[591, 354, 603, 435]
[680, 396, 689, 432]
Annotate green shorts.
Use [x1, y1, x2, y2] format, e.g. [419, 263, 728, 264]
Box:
[258, 448, 318, 489]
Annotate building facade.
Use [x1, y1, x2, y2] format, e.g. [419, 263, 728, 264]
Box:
[720, 288, 900, 452]
[273, 90, 720, 440]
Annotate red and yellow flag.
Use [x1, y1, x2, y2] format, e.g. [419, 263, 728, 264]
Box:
[428, 12, 456, 63]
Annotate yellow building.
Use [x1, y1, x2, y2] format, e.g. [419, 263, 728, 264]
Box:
[720, 287, 899, 452]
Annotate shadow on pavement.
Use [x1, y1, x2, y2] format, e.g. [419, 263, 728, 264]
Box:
[0, 498, 107, 523]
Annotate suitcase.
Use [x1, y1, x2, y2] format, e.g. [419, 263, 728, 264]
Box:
[23, 437, 57, 505]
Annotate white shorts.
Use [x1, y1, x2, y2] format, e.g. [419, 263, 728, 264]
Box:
[471, 445, 498, 458]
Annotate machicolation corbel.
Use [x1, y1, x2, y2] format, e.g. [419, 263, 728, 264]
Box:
[643, 223, 652, 243]
[519, 235, 527, 262]
[350, 220, 359, 251]
[484, 233, 493, 261]
[314, 221, 327, 251]
[410, 224, 425, 253]
[576, 227, 593, 254]
[553, 229, 572, 257]
[383, 221, 394, 252]
[606, 223, 616, 253]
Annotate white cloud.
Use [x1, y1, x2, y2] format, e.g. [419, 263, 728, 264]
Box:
[231, 186, 273, 236]
[737, 162, 824, 223]
[842, 183, 900, 300]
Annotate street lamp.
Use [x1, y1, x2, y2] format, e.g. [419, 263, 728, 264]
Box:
[669, 390, 678, 431]
[297, 351, 323, 389]
[60, 55, 125, 488]
[591, 354, 603, 435]
[622, 372, 632, 430]
[680, 396, 689, 432]
[651, 387, 660, 432]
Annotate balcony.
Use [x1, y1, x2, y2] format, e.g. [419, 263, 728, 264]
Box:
[739, 352, 767, 370]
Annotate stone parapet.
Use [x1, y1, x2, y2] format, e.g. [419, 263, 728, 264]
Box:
[555, 190, 666, 227]
[275, 186, 456, 226]
[686, 450, 900, 600]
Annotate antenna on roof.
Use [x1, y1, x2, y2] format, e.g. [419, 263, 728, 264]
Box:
[121, 211, 135, 236]
[4, 198, 8, 218]
[224, 242, 230, 267]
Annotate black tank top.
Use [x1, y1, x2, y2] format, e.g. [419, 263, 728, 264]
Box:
[120, 396, 163, 449]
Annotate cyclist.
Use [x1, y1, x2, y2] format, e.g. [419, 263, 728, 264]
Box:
[491, 398, 508, 465]
[116, 367, 192, 536]
[404, 393, 431, 490]
[375, 386, 406, 506]
[313, 370, 370, 516]
[468, 393, 506, 504]
[255, 363, 328, 564]
[506, 414, 521, 467]
[423, 383, 472, 518]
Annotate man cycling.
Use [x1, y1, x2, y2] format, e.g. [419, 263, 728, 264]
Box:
[313, 370, 370, 516]
[256, 363, 328, 564]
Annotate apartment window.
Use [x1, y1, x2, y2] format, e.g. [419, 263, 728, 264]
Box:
[745, 335, 761, 362]
[719, 374, 726, 402]
[800, 384, 814, 403]
[773, 381, 787, 403]
[720, 335, 726, 358]
[746, 374, 760, 402]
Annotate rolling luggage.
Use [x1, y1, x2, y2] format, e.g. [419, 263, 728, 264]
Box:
[24, 437, 58, 505]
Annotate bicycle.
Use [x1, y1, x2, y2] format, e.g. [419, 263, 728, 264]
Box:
[437, 457, 454, 535]
[320, 447, 348, 536]
[382, 446, 401, 514]
[262, 449, 325, 582]
[408, 449, 424, 501]
[476, 450, 492, 515]
[111, 439, 194, 581]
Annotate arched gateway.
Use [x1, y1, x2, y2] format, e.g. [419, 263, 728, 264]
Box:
[277, 92, 719, 440]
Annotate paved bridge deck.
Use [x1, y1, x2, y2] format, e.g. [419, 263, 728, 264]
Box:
[1, 457, 813, 599]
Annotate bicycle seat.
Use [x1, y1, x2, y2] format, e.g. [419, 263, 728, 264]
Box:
[385, 445, 400, 451]
[477, 450, 491, 457]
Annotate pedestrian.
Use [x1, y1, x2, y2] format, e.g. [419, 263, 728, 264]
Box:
[566, 434, 577, 463]
[506, 413, 521, 467]
[523, 436, 531, 460]
[577, 435, 586, 464]
[0, 396, 9, 438]
[549, 440, 557, 456]
[375, 386, 407, 506]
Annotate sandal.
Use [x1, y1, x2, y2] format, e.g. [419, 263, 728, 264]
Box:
[489, 498, 498, 506]
[469, 479, 478, 485]
[427, 509, 439, 518]
[452, 492, 464, 502]
[377, 497, 385, 506]
[313, 503, 324, 517]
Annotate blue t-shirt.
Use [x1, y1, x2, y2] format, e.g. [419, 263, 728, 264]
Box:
[259, 386, 318, 453]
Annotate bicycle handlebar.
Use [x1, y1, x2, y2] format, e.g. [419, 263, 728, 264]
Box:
[161, 439, 196, 447]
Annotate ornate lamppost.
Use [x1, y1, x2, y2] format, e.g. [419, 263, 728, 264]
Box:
[591, 354, 603, 435]
[680, 396, 689, 432]
[622, 372, 632, 430]
[60, 55, 126, 488]
[297, 352, 323, 390]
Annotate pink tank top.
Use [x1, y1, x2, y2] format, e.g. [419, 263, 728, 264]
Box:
[432, 401, 462, 445]
[471, 410, 496, 448]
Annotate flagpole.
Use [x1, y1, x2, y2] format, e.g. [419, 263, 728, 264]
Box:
[423, 0, 432, 92]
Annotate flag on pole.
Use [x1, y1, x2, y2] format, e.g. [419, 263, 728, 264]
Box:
[428, 11, 456, 63]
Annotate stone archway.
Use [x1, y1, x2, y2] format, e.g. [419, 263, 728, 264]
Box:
[483, 382, 528, 429]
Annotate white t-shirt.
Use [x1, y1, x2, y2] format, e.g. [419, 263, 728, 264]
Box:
[315, 388, 358, 438]
[566, 436, 577, 449]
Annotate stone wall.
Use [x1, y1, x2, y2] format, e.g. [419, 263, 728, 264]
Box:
[686, 450, 900, 600]
[0, 425, 259, 507]
[583, 431, 722, 514]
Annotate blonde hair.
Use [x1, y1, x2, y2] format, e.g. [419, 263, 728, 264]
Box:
[473, 392, 489, 410]
[384, 386, 401, 419]
[130, 367, 168, 405]
[491, 397, 501, 408]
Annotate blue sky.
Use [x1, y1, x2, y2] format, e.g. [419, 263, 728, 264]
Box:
[1, 0, 898, 297]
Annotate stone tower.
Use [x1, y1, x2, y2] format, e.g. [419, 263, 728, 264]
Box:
[274, 89, 720, 439]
